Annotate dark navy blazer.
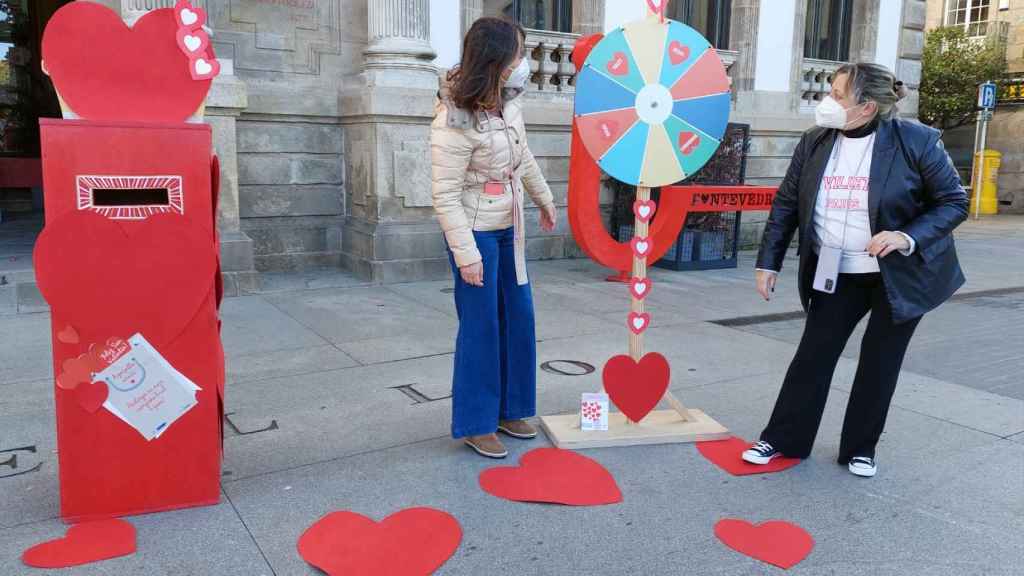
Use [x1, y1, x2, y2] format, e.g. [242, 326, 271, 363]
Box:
[756, 118, 969, 323]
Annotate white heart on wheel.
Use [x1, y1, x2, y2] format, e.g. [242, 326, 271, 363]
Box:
[183, 35, 202, 52]
[633, 317, 646, 330]
[635, 283, 647, 295]
[180, 8, 199, 26]
[636, 241, 649, 254]
[195, 59, 213, 75]
[639, 206, 652, 218]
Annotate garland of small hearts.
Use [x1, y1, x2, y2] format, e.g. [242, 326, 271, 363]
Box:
[173, 0, 220, 81]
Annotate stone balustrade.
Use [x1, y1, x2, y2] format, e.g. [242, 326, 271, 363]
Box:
[800, 58, 842, 110]
[524, 29, 579, 93]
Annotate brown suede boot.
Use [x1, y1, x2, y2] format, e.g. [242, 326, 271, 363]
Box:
[464, 433, 508, 458]
[498, 419, 538, 439]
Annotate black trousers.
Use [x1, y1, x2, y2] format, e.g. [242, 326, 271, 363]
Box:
[760, 272, 921, 464]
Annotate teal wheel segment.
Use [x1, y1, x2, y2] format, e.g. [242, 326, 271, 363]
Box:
[575, 64, 638, 117]
[671, 92, 730, 142]
[663, 114, 721, 177]
[581, 27, 647, 94]
[658, 21, 711, 89]
[597, 120, 650, 186]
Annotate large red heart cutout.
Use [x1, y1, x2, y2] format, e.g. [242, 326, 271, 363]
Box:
[479, 448, 622, 506]
[602, 353, 669, 422]
[33, 211, 217, 349]
[696, 436, 802, 476]
[41, 3, 211, 122]
[297, 508, 461, 576]
[22, 519, 136, 568]
[714, 519, 814, 569]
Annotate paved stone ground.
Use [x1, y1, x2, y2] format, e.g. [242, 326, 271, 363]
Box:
[1, 217, 1022, 575]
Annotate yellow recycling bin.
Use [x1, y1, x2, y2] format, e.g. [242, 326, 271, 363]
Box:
[971, 149, 1001, 215]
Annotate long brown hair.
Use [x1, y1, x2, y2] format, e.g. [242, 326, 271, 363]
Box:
[449, 17, 525, 111]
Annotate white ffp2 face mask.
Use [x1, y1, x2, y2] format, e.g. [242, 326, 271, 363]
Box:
[504, 59, 531, 89]
[815, 95, 858, 129]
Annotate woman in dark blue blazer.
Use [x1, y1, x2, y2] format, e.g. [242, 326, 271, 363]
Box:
[742, 63, 969, 477]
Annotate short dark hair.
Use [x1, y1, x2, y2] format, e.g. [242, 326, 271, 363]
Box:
[448, 17, 526, 111]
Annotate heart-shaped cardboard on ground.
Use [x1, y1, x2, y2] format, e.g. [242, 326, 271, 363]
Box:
[714, 519, 814, 569]
[479, 448, 622, 506]
[696, 436, 801, 476]
[603, 353, 669, 422]
[33, 210, 217, 350]
[297, 507, 461, 576]
[41, 2, 211, 122]
[22, 519, 136, 568]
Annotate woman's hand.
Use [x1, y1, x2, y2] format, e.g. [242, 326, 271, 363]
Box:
[539, 203, 557, 232]
[460, 261, 484, 287]
[756, 269, 777, 301]
[866, 231, 911, 258]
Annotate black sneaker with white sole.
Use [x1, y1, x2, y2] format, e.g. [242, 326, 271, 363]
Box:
[742, 440, 781, 465]
[848, 456, 877, 477]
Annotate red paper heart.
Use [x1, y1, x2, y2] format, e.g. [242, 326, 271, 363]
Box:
[633, 199, 657, 222]
[479, 448, 622, 506]
[57, 325, 80, 344]
[297, 508, 461, 576]
[696, 436, 802, 476]
[679, 131, 701, 155]
[714, 519, 814, 569]
[41, 3, 211, 122]
[175, 0, 207, 30]
[57, 354, 98, 391]
[33, 211, 217, 350]
[22, 519, 136, 568]
[627, 312, 651, 334]
[176, 27, 209, 56]
[190, 54, 220, 81]
[668, 40, 690, 65]
[598, 119, 620, 141]
[629, 277, 652, 300]
[76, 380, 109, 413]
[606, 51, 629, 76]
[603, 353, 669, 421]
[630, 236, 651, 257]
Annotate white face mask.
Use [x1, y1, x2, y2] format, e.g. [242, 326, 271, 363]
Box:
[815, 95, 863, 129]
[504, 58, 531, 89]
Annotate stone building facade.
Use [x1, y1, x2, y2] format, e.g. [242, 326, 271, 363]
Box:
[85, 0, 927, 288]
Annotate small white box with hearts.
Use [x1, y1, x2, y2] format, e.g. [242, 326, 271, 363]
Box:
[580, 393, 609, 432]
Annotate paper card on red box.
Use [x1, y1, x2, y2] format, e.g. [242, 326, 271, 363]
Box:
[581, 393, 609, 431]
[94, 334, 199, 441]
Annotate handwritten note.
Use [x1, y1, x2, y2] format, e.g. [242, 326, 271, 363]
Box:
[94, 334, 199, 441]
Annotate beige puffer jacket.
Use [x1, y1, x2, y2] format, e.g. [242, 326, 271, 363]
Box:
[431, 71, 554, 270]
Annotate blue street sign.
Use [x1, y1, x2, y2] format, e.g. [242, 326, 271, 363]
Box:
[978, 81, 997, 110]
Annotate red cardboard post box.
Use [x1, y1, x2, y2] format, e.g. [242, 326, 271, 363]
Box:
[35, 119, 225, 521]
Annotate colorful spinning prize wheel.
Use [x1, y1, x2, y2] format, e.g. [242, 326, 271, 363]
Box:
[575, 16, 731, 187]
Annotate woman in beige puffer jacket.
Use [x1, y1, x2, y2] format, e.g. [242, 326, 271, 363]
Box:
[431, 17, 556, 459]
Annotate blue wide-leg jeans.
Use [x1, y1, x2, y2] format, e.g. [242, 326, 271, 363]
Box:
[447, 227, 537, 438]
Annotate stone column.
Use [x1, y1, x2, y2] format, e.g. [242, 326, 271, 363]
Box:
[849, 0, 881, 64]
[339, 0, 444, 282]
[206, 67, 259, 295]
[462, 0, 483, 36]
[364, 0, 437, 88]
[897, 0, 927, 118]
[572, 0, 605, 36]
[728, 0, 760, 94]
